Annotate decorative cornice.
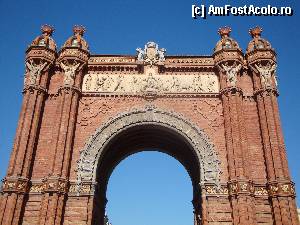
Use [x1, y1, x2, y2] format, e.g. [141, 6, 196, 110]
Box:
[26, 46, 56, 63]
[213, 49, 244, 66]
[58, 47, 89, 63]
[246, 49, 276, 65]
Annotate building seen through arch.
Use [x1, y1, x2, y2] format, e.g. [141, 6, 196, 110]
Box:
[0, 25, 299, 225]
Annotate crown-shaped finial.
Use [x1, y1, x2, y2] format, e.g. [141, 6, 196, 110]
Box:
[41, 24, 54, 36]
[73, 25, 86, 36]
[218, 26, 232, 38]
[249, 26, 263, 38]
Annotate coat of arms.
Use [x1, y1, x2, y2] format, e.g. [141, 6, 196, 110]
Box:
[136, 41, 166, 65]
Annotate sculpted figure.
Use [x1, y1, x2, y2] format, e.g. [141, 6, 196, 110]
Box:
[136, 48, 145, 61]
[60, 61, 80, 86]
[26, 60, 47, 85]
[157, 48, 166, 61]
[85, 75, 92, 91]
[96, 75, 108, 92]
[142, 73, 161, 92]
[222, 62, 242, 87]
[193, 75, 204, 92]
[114, 75, 125, 92]
[255, 62, 276, 89]
[136, 42, 166, 65]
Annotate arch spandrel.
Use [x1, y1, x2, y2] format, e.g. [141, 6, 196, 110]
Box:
[76, 105, 221, 194]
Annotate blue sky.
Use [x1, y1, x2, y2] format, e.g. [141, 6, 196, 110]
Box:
[0, 0, 299, 224]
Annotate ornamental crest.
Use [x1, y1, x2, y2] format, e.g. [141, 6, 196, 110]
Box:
[136, 41, 166, 65]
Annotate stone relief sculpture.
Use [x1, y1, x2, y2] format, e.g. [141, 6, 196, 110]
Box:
[136, 42, 166, 65]
[95, 75, 108, 92]
[255, 62, 276, 89]
[26, 60, 47, 85]
[222, 62, 242, 87]
[60, 61, 80, 86]
[141, 73, 162, 92]
[82, 73, 219, 94]
[136, 48, 144, 61]
[85, 75, 92, 91]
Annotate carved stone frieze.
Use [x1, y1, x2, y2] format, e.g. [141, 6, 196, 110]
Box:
[228, 180, 254, 195]
[2, 177, 29, 193]
[88, 56, 136, 64]
[76, 106, 221, 194]
[29, 183, 46, 193]
[82, 73, 219, 94]
[205, 185, 229, 196]
[267, 182, 296, 197]
[42, 177, 68, 194]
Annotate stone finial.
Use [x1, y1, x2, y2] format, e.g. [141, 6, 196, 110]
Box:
[247, 26, 272, 53]
[41, 24, 55, 36]
[73, 25, 86, 36]
[62, 25, 89, 51]
[29, 24, 57, 51]
[214, 26, 240, 53]
[249, 26, 263, 38]
[218, 26, 232, 38]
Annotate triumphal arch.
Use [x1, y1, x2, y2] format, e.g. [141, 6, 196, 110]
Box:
[0, 25, 299, 225]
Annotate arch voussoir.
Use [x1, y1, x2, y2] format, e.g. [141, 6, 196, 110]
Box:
[76, 105, 221, 194]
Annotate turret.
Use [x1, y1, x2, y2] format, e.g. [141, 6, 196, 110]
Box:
[246, 26, 277, 94]
[213, 27, 244, 91]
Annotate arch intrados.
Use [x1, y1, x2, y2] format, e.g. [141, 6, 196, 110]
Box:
[95, 123, 201, 191]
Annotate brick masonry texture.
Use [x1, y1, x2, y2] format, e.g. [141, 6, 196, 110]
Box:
[0, 25, 299, 225]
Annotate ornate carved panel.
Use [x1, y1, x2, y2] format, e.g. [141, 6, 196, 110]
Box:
[76, 106, 221, 195]
[82, 72, 219, 94]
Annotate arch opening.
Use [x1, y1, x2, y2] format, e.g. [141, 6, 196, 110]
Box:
[76, 107, 221, 225]
[106, 151, 194, 225]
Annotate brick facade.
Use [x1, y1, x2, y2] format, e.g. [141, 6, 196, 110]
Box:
[0, 25, 299, 225]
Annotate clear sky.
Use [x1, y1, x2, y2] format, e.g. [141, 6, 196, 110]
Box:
[0, 0, 299, 224]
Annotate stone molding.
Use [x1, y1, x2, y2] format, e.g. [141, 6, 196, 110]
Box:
[76, 106, 222, 194]
[16, 180, 295, 198]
